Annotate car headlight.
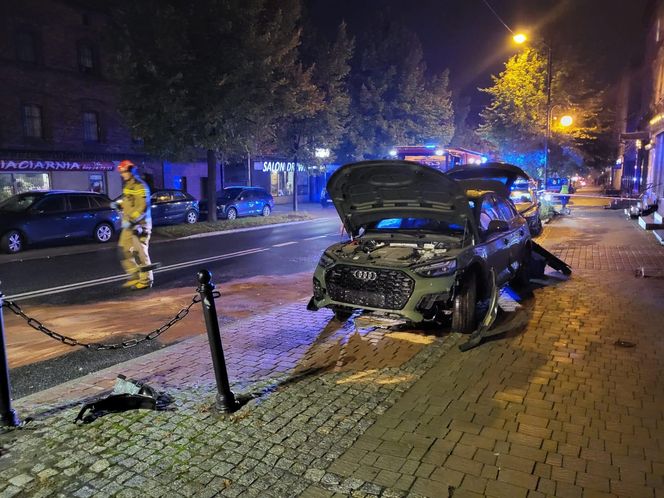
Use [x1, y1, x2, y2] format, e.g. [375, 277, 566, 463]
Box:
[413, 259, 457, 277]
[317, 252, 335, 269]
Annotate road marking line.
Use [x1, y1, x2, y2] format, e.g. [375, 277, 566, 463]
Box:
[272, 241, 298, 247]
[303, 235, 330, 240]
[5, 247, 268, 301]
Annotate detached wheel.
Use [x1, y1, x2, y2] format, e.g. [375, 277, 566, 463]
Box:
[94, 222, 114, 243]
[1, 230, 24, 254]
[332, 307, 353, 322]
[451, 273, 477, 333]
[185, 210, 198, 224]
[261, 204, 271, 217]
[226, 207, 238, 220]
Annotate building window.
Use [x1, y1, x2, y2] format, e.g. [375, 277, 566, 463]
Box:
[16, 31, 37, 63]
[83, 111, 99, 142]
[22, 104, 43, 138]
[78, 43, 95, 73]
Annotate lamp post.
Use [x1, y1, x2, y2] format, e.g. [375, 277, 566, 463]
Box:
[514, 33, 553, 187]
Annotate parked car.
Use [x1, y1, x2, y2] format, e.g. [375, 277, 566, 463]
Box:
[447, 162, 542, 236]
[0, 191, 121, 253]
[150, 189, 199, 226]
[198, 186, 274, 220]
[307, 160, 532, 333]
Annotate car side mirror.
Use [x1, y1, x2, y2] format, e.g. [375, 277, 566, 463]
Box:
[487, 219, 509, 234]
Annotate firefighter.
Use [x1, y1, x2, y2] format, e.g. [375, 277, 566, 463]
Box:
[115, 160, 154, 289]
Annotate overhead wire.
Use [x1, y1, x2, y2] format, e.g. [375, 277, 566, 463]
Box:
[481, 0, 514, 34]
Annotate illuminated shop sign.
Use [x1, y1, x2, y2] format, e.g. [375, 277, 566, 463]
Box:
[0, 160, 115, 172]
[254, 161, 306, 173]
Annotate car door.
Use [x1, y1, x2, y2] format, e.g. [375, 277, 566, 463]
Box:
[27, 195, 70, 242]
[66, 194, 95, 238]
[477, 195, 511, 285]
[150, 191, 171, 226]
[494, 196, 528, 275]
[170, 191, 188, 222]
[236, 190, 251, 216]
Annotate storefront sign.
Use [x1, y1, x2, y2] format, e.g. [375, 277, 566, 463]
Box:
[0, 160, 115, 172]
[254, 160, 305, 173]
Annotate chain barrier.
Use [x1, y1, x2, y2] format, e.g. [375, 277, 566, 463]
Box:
[1, 290, 220, 351]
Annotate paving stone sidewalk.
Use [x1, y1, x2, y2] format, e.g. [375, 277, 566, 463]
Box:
[1, 207, 664, 498]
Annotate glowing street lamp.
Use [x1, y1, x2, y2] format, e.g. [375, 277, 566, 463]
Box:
[513, 33, 527, 44]
[315, 148, 330, 159]
[559, 115, 573, 127]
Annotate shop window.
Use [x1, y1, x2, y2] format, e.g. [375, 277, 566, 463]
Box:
[78, 42, 95, 73]
[83, 111, 99, 142]
[14, 173, 50, 194]
[89, 173, 104, 193]
[16, 31, 37, 63]
[22, 104, 43, 139]
[0, 175, 13, 201]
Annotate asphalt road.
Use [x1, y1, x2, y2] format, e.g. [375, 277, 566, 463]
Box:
[1, 217, 343, 305]
[4, 217, 346, 398]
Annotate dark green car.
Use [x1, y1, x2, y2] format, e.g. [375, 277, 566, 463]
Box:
[307, 160, 532, 333]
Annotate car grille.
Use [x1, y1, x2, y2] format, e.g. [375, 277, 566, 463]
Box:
[325, 265, 414, 310]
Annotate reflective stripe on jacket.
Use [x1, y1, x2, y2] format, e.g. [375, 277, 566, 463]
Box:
[121, 176, 152, 229]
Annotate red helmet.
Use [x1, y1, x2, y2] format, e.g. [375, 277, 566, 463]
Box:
[117, 160, 136, 173]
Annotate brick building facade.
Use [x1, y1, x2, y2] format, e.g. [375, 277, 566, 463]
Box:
[0, 0, 213, 201]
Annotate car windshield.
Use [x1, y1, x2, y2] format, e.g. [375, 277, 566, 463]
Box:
[216, 188, 244, 200]
[0, 193, 44, 212]
[366, 217, 466, 235]
[510, 189, 533, 203]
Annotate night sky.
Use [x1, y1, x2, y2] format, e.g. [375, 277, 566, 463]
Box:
[308, 0, 650, 121]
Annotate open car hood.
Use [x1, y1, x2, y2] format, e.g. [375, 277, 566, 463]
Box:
[446, 162, 531, 189]
[326, 160, 474, 236]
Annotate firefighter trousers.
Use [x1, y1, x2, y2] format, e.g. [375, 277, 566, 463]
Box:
[119, 227, 153, 284]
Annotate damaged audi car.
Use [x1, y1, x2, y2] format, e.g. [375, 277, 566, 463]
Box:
[307, 160, 532, 333]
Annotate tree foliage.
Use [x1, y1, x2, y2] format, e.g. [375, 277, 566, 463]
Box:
[274, 21, 354, 166]
[338, 19, 454, 162]
[106, 0, 317, 218]
[479, 47, 608, 179]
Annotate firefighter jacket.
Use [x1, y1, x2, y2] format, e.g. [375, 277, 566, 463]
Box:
[120, 175, 152, 230]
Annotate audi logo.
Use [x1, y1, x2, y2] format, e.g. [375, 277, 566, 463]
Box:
[352, 270, 378, 281]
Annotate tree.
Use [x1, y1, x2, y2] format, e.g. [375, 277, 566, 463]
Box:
[478, 47, 607, 179]
[107, 0, 311, 220]
[338, 19, 454, 162]
[274, 21, 354, 210]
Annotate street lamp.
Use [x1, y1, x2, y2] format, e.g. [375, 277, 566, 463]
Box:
[513, 32, 553, 188]
[559, 115, 573, 127]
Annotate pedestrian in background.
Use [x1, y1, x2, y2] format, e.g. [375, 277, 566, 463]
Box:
[559, 182, 570, 214]
[115, 160, 154, 290]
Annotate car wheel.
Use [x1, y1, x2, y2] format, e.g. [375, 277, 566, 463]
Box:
[94, 223, 114, 243]
[332, 307, 353, 322]
[451, 273, 477, 334]
[261, 204, 271, 217]
[1, 230, 24, 254]
[226, 207, 237, 220]
[185, 210, 198, 224]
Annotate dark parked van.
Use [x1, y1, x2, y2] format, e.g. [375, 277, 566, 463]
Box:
[0, 191, 122, 253]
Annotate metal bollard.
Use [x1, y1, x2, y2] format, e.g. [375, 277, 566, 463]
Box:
[0, 293, 20, 427]
[197, 270, 239, 413]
